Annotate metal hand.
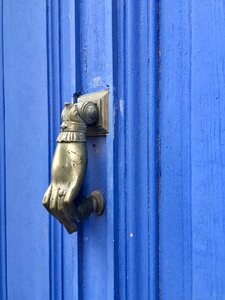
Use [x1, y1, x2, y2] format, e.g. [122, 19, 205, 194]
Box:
[42, 142, 87, 233]
[42, 101, 104, 233]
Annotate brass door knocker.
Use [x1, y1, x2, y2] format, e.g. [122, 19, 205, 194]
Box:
[42, 90, 108, 233]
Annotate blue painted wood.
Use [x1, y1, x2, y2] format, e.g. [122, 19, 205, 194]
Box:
[3, 1, 50, 299]
[68, 1, 159, 299]
[57, 2, 78, 299]
[46, 1, 64, 298]
[0, 0, 7, 298]
[112, 1, 159, 299]
[0, 0, 159, 299]
[160, 1, 225, 299]
[75, 1, 114, 299]
[46, 1, 79, 299]
[1, 1, 79, 299]
[2, 0, 225, 299]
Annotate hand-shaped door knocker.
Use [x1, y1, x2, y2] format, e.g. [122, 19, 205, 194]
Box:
[42, 96, 106, 234]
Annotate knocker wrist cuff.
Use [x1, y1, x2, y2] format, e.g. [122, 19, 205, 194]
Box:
[57, 131, 87, 142]
[56, 102, 97, 143]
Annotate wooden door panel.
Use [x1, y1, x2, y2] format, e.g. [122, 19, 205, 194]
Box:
[2, 1, 49, 299]
[160, 1, 225, 299]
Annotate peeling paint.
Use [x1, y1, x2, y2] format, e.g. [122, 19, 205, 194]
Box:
[91, 76, 104, 88]
[119, 98, 124, 117]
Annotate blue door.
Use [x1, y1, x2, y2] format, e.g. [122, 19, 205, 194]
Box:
[159, 1, 225, 299]
[0, 1, 225, 300]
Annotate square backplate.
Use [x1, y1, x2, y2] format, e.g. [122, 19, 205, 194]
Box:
[77, 90, 109, 136]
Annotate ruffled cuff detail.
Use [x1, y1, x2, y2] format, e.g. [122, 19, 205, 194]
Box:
[57, 131, 86, 143]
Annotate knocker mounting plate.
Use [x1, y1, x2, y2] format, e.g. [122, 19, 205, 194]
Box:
[77, 90, 108, 136]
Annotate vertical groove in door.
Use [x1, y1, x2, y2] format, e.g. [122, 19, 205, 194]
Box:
[73, 3, 84, 299]
[60, 2, 79, 300]
[157, 0, 161, 299]
[46, 1, 80, 299]
[74, 1, 115, 299]
[112, 1, 127, 298]
[46, 1, 63, 299]
[0, 0, 7, 298]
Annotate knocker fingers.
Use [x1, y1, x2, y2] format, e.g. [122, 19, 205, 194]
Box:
[57, 189, 78, 233]
[42, 185, 52, 209]
[44, 186, 73, 232]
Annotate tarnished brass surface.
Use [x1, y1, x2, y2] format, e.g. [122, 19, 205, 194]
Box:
[42, 100, 105, 233]
[78, 90, 109, 136]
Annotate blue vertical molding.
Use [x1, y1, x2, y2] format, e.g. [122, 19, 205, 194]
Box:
[0, 0, 7, 298]
[46, 1, 63, 299]
[112, 0, 159, 299]
[46, 1, 79, 299]
[58, 1, 79, 299]
[74, 1, 115, 299]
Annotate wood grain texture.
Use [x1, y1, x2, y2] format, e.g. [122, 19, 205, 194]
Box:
[160, 1, 225, 299]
